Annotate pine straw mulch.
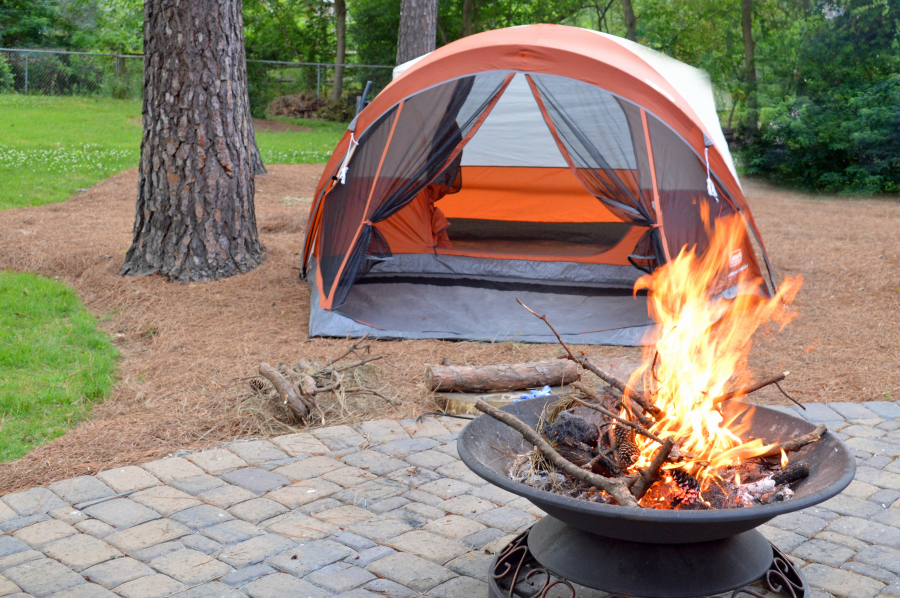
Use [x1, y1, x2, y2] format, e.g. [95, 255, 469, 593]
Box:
[0, 166, 897, 494]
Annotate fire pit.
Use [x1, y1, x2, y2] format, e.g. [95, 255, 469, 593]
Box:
[458, 397, 855, 598]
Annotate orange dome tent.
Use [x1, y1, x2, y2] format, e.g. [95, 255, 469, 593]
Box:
[301, 24, 776, 345]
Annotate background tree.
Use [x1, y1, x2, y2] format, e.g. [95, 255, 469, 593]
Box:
[396, 0, 437, 64]
[332, 0, 346, 101]
[121, 0, 265, 282]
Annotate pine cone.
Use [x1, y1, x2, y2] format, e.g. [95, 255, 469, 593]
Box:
[248, 378, 268, 394]
[671, 468, 701, 505]
[615, 424, 639, 465]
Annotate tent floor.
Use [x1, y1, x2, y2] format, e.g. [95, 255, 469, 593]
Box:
[446, 238, 616, 257]
[309, 276, 654, 345]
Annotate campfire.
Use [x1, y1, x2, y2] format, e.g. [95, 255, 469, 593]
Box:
[477, 212, 823, 510]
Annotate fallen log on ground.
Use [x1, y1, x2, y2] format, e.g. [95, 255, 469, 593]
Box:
[259, 362, 312, 420]
[426, 361, 580, 393]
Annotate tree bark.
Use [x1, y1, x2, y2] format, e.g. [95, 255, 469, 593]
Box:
[249, 119, 267, 176]
[426, 361, 580, 393]
[331, 0, 346, 102]
[741, 0, 758, 138]
[396, 0, 437, 65]
[621, 0, 637, 41]
[461, 0, 475, 37]
[122, 0, 265, 282]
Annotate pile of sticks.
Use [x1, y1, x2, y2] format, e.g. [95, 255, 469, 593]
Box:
[471, 301, 823, 509]
[248, 334, 392, 424]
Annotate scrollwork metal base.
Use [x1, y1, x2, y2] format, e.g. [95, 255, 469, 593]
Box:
[488, 527, 808, 598]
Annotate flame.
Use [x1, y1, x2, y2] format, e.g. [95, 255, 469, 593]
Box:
[780, 449, 789, 469]
[628, 207, 802, 485]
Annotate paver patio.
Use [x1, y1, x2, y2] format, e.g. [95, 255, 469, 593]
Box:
[1, 401, 899, 598]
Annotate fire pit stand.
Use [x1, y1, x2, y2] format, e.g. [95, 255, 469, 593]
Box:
[488, 521, 808, 598]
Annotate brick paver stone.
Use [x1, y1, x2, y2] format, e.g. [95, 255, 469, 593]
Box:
[273, 456, 344, 481]
[216, 533, 296, 569]
[405, 450, 459, 470]
[314, 505, 375, 527]
[148, 549, 233, 585]
[3, 558, 87, 597]
[441, 495, 498, 517]
[13, 519, 79, 548]
[49, 477, 115, 505]
[267, 539, 355, 577]
[865, 402, 900, 420]
[227, 441, 290, 465]
[113, 573, 185, 598]
[0, 502, 16, 523]
[264, 511, 337, 540]
[423, 515, 487, 540]
[49, 582, 120, 598]
[81, 557, 154, 589]
[186, 449, 248, 476]
[171, 581, 246, 598]
[340, 451, 408, 475]
[446, 551, 493, 581]
[96, 468, 161, 494]
[198, 519, 264, 545]
[310, 425, 366, 451]
[226, 498, 287, 524]
[142, 458, 205, 483]
[363, 578, 417, 597]
[75, 520, 116, 539]
[169, 474, 227, 496]
[0, 538, 29, 560]
[399, 417, 450, 439]
[105, 519, 192, 552]
[366, 552, 457, 593]
[0, 549, 43, 574]
[181, 533, 223, 555]
[388, 530, 468, 564]
[130, 486, 202, 517]
[170, 504, 235, 529]
[305, 562, 376, 592]
[418, 479, 475, 500]
[347, 516, 414, 543]
[427, 575, 489, 598]
[826, 517, 900, 548]
[0, 576, 20, 597]
[2, 488, 68, 516]
[240, 573, 330, 598]
[41, 534, 123, 572]
[220, 563, 275, 588]
[359, 420, 410, 443]
[83, 499, 161, 530]
[221, 468, 289, 495]
[803, 563, 886, 598]
[264, 479, 342, 509]
[196, 485, 257, 509]
[271, 433, 329, 456]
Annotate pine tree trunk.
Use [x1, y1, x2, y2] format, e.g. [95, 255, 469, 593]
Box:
[249, 119, 267, 175]
[621, 0, 637, 42]
[396, 0, 437, 65]
[331, 0, 346, 102]
[741, 0, 758, 139]
[122, 0, 265, 282]
[461, 0, 475, 37]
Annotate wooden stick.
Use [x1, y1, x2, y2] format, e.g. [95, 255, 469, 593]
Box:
[758, 423, 827, 458]
[712, 373, 788, 406]
[515, 299, 658, 416]
[324, 332, 370, 367]
[259, 362, 309, 420]
[632, 438, 675, 500]
[772, 461, 810, 486]
[334, 355, 384, 372]
[474, 399, 639, 507]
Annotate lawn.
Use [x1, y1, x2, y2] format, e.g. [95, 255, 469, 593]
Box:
[0, 94, 345, 210]
[0, 271, 118, 461]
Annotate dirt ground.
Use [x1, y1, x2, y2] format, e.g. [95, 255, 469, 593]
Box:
[0, 165, 897, 493]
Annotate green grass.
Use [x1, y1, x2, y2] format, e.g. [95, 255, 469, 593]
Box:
[0, 94, 347, 210]
[0, 271, 117, 461]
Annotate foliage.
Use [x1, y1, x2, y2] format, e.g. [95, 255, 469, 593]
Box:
[0, 270, 117, 462]
[0, 55, 13, 92]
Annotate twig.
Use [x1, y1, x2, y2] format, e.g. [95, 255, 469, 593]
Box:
[416, 411, 475, 421]
[313, 382, 341, 394]
[334, 355, 384, 372]
[515, 299, 656, 416]
[712, 372, 788, 406]
[632, 438, 675, 500]
[353, 388, 397, 407]
[774, 381, 806, 410]
[758, 423, 826, 458]
[324, 332, 371, 367]
[474, 399, 639, 507]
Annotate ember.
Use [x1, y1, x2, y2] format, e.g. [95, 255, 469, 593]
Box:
[482, 212, 821, 510]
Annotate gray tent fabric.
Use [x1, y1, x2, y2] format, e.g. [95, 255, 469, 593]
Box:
[307, 259, 654, 345]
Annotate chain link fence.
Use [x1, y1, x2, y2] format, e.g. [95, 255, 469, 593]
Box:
[0, 48, 394, 116]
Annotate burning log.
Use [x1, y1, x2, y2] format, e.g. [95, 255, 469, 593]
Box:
[426, 360, 580, 393]
[739, 461, 810, 504]
[712, 372, 788, 406]
[474, 399, 640, 507]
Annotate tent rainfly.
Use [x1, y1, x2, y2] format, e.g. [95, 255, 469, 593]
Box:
[301, 24, 776, 345]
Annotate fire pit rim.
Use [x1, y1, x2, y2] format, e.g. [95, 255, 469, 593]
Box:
[458, 398, 856, 528]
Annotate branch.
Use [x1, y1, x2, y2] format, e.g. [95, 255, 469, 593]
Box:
[712, 372, 788, 406]
[632, 438, 675, 500]
[515, 299, 658, 416]
[758, 423, 826, 458]
[324, 332, 371, 368]
[259, 362, 309, 420]
[334, 355, 384, 372]
[571, 383, 664, 445]
[474, 399, 639, 507]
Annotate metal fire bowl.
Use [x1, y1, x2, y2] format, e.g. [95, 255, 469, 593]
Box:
[458, 397, 855, 544]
